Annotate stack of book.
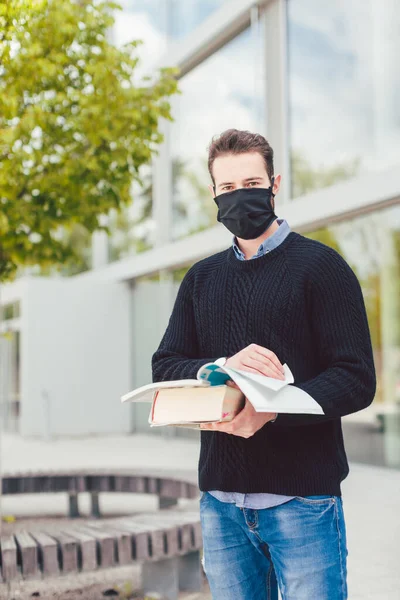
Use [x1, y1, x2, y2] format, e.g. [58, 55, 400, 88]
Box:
[121, 362, 324, 429]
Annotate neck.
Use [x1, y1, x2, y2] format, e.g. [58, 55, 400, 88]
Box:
[236, 219, 280, 260]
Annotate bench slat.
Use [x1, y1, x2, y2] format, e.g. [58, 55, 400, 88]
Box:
[86, 521, 132, 566]
[15, 531, 38, 579]
[159, 479, 181, 499]
[30, 531, 59, 577]
[64, 527, 97, 572]
[50, 531, 78, 573]
[78, 524, 115, 568]
[115, 518, 156, 560]
[138, 515, 179, 558]
[1, 535, 18, 581]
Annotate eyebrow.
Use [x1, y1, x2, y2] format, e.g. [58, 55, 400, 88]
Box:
[218, 177, 263, 187]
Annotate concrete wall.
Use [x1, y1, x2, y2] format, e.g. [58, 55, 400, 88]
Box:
[130, 279, 179, 434]
[20, 277, 131, 437]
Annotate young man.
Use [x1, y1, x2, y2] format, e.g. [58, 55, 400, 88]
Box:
[152, 129, 376, 600]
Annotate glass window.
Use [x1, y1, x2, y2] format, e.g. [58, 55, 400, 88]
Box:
[115, 1, 233, 61]
[169, 0, 232, 39]
[171, 27, 264, 239]
[110, 1, 164, 262]
[108, 167, 154, 262]
[307, 204, 400, 469]
[172, 265, 191, 283]
[288, 0, 400, 198]
[115, 1, 233, 49]
[110, 1, 238, 257]
[113, 1, 168, 71]
[1, 302, 21, 321]
[0, 329, 21, 433]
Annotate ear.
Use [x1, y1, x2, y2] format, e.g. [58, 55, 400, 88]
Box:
[272, 174, 281, 196]
[208, 183, 216, 198]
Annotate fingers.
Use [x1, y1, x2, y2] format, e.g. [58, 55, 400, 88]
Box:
[226, 344, 285, 379]
[201, 422, 232, 433]
[248, 344, 284, 375]
[241, 355, 284, 380]
[201, 400, 253, 434]
[249, 353, 284, 379]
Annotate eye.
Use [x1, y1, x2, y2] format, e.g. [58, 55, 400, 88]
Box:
[247, 181, 259, 187]
[221, 185, 233, 192]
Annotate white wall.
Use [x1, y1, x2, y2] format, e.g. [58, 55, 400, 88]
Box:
[130, 279, 179, 433]
[20, 277, 131, 437]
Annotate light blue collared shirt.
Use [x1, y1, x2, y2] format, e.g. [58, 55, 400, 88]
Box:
[232, 219, 291, 261]
[209, 219, 295, 510]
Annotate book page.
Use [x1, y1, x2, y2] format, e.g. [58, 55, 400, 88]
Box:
[121, 378, 207, 404]
[197, 362, 323, 415]
[227, 364, 294, 391]
[240, 381, 324, 414]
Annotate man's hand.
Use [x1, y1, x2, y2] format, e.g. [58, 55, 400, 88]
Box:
[200, 344, 283, 438]
[201, 382, 277, 438]
[226, 343, 285, 380]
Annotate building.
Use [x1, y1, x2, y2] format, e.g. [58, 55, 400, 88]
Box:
[1, 0, 400, 470]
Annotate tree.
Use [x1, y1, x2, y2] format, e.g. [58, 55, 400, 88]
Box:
[0, 0, 178, 280]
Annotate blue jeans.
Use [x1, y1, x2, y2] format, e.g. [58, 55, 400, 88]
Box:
[200, 492, 348, 600]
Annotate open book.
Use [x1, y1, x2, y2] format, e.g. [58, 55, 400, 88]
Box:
[121, 361, 324, 426]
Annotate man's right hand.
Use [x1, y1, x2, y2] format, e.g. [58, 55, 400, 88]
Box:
[226, 344, 285, 380]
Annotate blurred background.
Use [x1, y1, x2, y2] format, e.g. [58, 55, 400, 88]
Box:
[1, 0, 399, 470]
[1, 1, 400, 597]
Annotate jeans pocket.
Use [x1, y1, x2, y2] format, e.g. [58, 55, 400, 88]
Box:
[296, 495, 336, 506]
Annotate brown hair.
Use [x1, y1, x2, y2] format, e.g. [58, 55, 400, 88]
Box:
[208, 129, 274, 186]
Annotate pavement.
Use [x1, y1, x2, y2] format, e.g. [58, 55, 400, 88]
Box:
[1, 432, 400, 600]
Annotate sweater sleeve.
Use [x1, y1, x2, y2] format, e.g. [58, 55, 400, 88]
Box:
[152, 269, 217, 382]
[272, 248, 376, 427]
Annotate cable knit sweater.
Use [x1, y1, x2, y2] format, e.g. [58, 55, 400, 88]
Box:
[152, 232, 376, 496]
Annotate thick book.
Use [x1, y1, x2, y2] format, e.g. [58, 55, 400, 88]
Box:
[121, 362, 324, 428]
[150, 385, 245, 427]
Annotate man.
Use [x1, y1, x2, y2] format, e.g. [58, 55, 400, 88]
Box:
[152, 129, 376, 600]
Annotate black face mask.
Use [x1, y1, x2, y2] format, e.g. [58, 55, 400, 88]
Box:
[214, 182, 277, 240]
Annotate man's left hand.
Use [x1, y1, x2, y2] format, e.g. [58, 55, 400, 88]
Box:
[201, 384, 277, 438]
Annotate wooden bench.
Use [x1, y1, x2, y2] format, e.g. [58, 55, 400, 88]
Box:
[0, 510, 202, 600]
[1, 470, 203, 599]
[2, 469, 198, 518]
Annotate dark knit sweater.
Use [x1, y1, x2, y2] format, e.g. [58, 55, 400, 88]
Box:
[152, 232, 376, 496]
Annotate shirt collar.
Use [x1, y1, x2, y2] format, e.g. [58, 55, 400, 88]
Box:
[233, 219, 291, 261]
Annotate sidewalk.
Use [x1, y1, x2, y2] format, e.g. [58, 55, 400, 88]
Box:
[2, 432, 400, 599]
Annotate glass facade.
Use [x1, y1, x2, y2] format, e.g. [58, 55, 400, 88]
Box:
[1, 301, 20, 321]
[169, 0, 232, 39]
[109, 1, 235, 260]
[0, 329, 21, 433]
[114, 1, 233, 66]
[288, 0, 400, 198]
[308, 205, 400, 468]
[108, 168, 154, 262]
[114, 1, 168, 71]
[171, 27, 264, 239]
